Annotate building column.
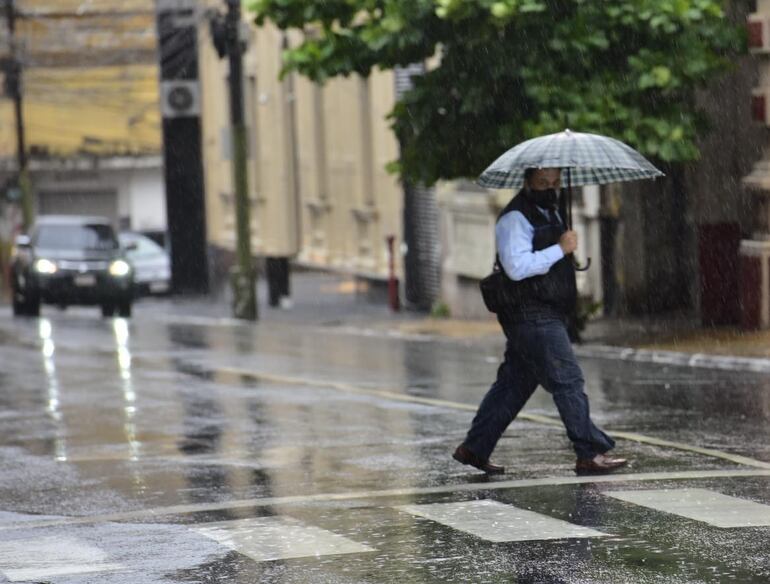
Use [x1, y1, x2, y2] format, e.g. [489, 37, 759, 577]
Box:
[742, 2, 770, 328]
[394, 65, 440, 310]
[305, 83, 331, 262]
[740, 240, 770, 328]
[352, 76, 378, 272]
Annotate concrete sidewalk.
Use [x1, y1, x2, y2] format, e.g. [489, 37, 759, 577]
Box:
[390, 313, 770, 360]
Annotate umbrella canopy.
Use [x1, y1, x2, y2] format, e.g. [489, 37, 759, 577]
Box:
[478, 129, 664, 189]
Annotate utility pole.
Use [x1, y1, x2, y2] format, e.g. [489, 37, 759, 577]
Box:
[210, 0, 257, 320]
[3, 0, 33, 230]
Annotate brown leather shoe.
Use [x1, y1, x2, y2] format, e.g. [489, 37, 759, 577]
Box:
[452, 444, 505, 475]
[575, 453, 629, 475]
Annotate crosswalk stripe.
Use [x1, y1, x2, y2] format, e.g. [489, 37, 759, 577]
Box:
[0, 535, 124, 582]
[192, 517, 375, 562]
[396, 500, 608, 542]
[604, 488, 770, 528]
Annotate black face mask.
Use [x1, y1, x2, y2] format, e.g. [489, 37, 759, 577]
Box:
[526, 187, 558, 209]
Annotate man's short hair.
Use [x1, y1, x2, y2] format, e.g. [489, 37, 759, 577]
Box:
[523, 168, 537, 183]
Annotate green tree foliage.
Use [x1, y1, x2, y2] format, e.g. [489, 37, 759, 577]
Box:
[249, 0, 743, 185]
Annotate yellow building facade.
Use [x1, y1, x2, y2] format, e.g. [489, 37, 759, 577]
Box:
[0, 0, 160, 159]
[0, 65, 160, 159]
[199, 17, 404, 279]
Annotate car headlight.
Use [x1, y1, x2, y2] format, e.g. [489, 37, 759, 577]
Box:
[34, 258, 58, 274]
[109, 260, 132, 277]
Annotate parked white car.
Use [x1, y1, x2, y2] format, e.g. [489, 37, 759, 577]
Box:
[118, 232, 171, 295]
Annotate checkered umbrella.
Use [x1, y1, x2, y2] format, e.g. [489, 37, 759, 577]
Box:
[477, 129, 664, 189]
[478, 130, 664, 271]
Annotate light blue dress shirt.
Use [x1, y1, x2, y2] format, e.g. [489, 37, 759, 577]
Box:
[496, 209, 565, 282]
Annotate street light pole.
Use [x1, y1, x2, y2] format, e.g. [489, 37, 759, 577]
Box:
[4, 0, 33, 231]
[217, 0, 257, 320]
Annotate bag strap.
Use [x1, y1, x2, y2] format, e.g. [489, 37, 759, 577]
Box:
[492, 253, 502, 273]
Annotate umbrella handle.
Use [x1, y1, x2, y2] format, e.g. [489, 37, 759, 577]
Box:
[574, 256, 592, 272]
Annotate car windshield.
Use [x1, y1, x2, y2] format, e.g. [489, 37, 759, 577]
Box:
[35, 224, 118, 250]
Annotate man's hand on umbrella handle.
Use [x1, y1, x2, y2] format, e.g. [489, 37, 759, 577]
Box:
[559, 230, 578, 255]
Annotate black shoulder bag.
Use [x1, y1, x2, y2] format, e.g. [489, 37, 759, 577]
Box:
[479, 256, 507, 314]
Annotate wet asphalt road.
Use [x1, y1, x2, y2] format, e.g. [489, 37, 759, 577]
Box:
[0, 302, 769, 583]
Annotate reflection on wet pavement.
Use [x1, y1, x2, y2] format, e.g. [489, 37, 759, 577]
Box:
[0, 310, 767, 582]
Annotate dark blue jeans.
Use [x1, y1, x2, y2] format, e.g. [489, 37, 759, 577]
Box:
[463, 317, 615, 461]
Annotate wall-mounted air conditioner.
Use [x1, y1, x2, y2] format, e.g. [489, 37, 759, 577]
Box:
[160, 80, 201, 119]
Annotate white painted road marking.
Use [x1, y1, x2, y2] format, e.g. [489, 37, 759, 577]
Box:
[193, 517, 374, 562]
[0, 535, 124, 581]
[0, 470, 769, 533]
[605, 488, 770, 528]
[397, 500, 607, 542]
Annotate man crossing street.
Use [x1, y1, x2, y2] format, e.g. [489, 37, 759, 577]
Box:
[453, 167, 629, 475]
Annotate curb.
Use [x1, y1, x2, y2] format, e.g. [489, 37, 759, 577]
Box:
[575, 343, 770, 374]
[325, 325, 770, 374]
[138, 311, 770, 374]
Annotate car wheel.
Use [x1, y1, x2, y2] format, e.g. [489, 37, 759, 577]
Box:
[117, 301, 132, 318]
[11, 277, 28, 316]
[12, 296, 27, 317]
[101, 304, 115, 318]
[26, 297, 40, 317]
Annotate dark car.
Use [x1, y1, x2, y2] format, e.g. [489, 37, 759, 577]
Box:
[11, 216, 134, 317]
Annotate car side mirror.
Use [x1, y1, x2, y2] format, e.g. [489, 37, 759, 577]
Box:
[124, 242, 138, 252]
[14, 234, 30, 248]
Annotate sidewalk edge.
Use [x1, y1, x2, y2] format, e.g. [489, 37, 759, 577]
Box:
[155, 312, 770, 374]
[575, 344, 770, 373]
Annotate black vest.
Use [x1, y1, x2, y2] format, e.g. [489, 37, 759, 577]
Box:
[496, 191, 577, 323]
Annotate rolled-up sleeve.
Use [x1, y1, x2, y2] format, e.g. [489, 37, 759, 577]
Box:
[496, 211, 564, 281]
